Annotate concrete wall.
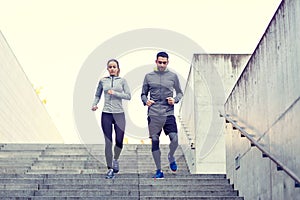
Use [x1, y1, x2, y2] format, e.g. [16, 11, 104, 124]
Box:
[224, 0, 300, 199]
[0, 31, 63, 143]
[179, 54, 250, 174]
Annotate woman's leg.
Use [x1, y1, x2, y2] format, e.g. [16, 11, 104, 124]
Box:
[113, 113, 126, 160]
[101, 112, 113, 169]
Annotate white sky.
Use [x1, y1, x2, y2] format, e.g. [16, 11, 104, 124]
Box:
[0, 0, 282, 143]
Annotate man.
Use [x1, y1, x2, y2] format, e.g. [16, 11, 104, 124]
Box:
[141, 51, 183, 179]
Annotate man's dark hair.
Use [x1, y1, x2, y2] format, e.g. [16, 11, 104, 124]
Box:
[156, 51, 169, 59]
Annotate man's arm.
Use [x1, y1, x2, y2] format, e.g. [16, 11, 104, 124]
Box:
[173, 74, 183, 103]
[141, 75, 149, 105]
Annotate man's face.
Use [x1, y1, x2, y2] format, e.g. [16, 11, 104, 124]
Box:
[156, 56, 169, 71]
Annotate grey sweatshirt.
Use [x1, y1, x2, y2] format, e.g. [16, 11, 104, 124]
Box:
[93, 76, 131, 113]
[141, 68, 183, 116]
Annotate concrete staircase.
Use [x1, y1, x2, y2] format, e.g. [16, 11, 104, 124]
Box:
[0, 144, 243, 199]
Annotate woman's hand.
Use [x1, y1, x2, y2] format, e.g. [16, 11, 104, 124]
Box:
[91, 105, 98, 111]
[107, 89, 114, 95]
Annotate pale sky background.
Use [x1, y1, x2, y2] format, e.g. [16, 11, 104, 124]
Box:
[0, 0, 282, 143]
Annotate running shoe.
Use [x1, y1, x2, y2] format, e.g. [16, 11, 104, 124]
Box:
[105, 169, 114, 179]
[170, 161, 177, 172]
[168, 154, 177, 172]
[152, 169, 164, 179]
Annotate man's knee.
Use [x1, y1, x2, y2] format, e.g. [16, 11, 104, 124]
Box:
[169, 132, 178, 143]
[151, 135, 160, 152]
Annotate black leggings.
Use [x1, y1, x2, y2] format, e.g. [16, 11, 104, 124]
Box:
[101, 112, 125, 169]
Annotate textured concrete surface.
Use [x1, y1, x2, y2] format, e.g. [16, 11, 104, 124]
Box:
[179, 54, 250, 174]
[224, 0, 300, 199]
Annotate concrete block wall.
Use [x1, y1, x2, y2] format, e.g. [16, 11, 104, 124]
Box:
[0, 31, 63, 143]
[224, 0, 300, 199]
[180, 54, 250, 174]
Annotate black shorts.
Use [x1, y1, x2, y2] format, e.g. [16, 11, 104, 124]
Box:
[147, 115, 178, 138]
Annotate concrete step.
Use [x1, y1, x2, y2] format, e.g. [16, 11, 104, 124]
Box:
[140, 190, 238, 196]
[0, 144, 47, 150]
[27, 168, 189, 174]
[140, 197, 243, 200]
[0, 197, 140, 200]
[0, 197, 243, 200]
[29, 160, 187, 168]
[0, 184, 38, 190]
[0, 151, 42, 157]
[0, 177, 230, 185]
[0, 144, 243, 199]
[0, 189, 238, 197]
[0, 173, 225, 179]
[0, 167, 31, 174]
[35, 189, 140, 196]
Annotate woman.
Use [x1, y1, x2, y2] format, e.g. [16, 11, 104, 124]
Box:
[91, 59, 131, 179]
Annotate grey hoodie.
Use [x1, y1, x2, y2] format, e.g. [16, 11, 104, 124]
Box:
[93, 76, 131, 113]
[141, 68, 183, 116]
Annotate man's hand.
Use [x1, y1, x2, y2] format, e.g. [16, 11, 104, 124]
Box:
[146, 100, 155, 107]
[166, 97, 175, 105]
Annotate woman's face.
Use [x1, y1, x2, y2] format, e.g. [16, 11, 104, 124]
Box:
[107, 61, 119, 76]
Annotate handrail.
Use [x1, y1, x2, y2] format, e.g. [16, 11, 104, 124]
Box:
[220, 113, 300, 188]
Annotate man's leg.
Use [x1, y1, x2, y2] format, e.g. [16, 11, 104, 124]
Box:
[164, 115, 179, 172]
[168, 132, 178, 163]
[148, 116, 165, 178]
[151, 134, 161, 170]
